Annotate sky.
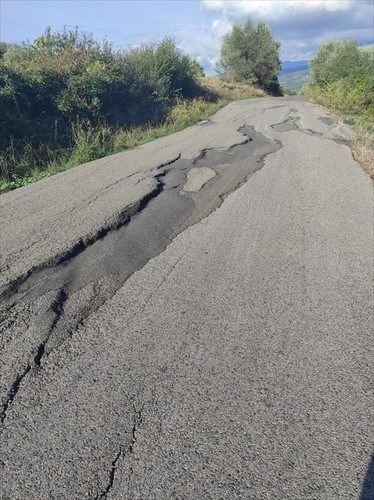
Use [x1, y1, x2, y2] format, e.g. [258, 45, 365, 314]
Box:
[1, 0, 373, 74]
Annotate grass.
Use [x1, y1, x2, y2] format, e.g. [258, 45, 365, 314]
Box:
[0, 78, 265, 193]
[304, 84, 374, 177]
[199, 76, 267, 100]
[0, 170, 52, 192]
[350, 125, 374, 177]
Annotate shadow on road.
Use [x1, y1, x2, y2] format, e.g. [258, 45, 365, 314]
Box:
[360, 451, 374, 499]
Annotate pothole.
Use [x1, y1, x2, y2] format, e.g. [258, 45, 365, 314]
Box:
[271, 114, 302, 132]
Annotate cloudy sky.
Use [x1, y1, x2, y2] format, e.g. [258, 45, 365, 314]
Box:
[1, 0, 373, 74]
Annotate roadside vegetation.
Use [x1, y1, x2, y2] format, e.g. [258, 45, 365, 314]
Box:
[303, 38, 374, 175]
[0, 28, 202, 191]
[218, 19, 282, 95]
[0, 27, 268, 193]
[200, 76, 267, 100]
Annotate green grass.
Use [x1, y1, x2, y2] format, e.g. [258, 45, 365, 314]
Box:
[0, 75, 268, 194]
[0, 97, 228, 193]
[0, 170, 52, 192]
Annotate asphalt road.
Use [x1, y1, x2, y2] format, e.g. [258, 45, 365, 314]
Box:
[0, 97, 373, 499]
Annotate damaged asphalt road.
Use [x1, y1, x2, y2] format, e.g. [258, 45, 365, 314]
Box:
[0, 97, 373, 499]
[0, 125, 278, 425]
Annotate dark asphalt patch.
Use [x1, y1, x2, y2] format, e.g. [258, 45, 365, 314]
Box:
[4, 126, 277, 307]
[0, 126, 280, 420]
[271, 115, 301, 132]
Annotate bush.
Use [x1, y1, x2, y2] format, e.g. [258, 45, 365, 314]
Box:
[304, 39, 374, 131]
[304, 38, 374, 175]
[0, 27, 204, 181]
[218, 18, 281, 93]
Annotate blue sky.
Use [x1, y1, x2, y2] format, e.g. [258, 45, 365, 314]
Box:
[1, 0, 373, 74]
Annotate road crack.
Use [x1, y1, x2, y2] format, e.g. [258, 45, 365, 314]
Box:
[0, 288, 67, 424]
[96, 405, 144, 499]
[1, 129, 280, 426]
[34, 288, 68, 367]
[97, 448, 123, 499]
[1, 156, 181, 302]
[0, 366, 31, 424]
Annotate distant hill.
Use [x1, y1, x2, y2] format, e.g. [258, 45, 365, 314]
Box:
[281, 60, 309, 75]
[279, 68, 310, 94]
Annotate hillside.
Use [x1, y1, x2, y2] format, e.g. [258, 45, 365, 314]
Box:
[199, 77, 267, 100]
[279, 68, 310, 93]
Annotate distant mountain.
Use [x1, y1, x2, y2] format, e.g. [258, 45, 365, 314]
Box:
[281, 60, 310, 75]
[279, 68, 310, 94]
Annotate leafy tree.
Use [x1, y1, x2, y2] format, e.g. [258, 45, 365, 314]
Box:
[310, 38, 366, 86]
[190, 60, 205, 78]
[218, 19, 281, 93]
[122, 38, 200, 101]
[304, 38, 374, 129]
[0, 42, 9, 59]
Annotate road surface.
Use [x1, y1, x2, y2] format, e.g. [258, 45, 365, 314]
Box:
[0, 97, 373, 499]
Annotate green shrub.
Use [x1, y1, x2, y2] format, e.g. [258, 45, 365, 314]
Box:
[0, 27, 203, 182]
[304, 39, 374, 132]
[0, 97, 227, 192]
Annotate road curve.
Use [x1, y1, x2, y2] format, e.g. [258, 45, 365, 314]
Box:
[0, 97, 373, 499]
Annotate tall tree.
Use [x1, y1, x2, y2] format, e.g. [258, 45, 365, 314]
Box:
[219, 19, 281, 93]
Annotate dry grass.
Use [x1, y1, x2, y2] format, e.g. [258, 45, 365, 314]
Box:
[304, 84, 374, 179]
[351, 130, 374, 178]
[323, 112, 373, 179]
[199, 76, 267, 100]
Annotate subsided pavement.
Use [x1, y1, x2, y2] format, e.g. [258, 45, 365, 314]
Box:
[0, 97, 373, 499]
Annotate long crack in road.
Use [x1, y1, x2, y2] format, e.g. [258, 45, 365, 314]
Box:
[0, 97, 373, 499]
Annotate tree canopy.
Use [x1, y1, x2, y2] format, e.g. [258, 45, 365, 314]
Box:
[309, 38, 373, 87]
[219, 19, 281, 93]
[304, 38, 373, 131]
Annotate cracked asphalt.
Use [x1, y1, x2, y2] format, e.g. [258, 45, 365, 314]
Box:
[0, 97, 373, 499]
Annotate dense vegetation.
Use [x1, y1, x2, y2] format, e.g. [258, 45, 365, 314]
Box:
[0, 28, 211, 190]
[0, 27, 269, 192]
[303, 38, 373, 174]
[218, 19, 281, 94]
[304, 38, 373, 129]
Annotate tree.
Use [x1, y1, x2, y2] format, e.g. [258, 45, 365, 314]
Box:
[310, 38, 360, 85]
[305, 38, 374, 123]
[218, 19, 281, 93]
[309, 38, 369, 86]
[0, 26, 206, 180]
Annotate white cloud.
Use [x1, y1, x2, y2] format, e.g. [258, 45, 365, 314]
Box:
[174, 1, 373, 75]
[202, 0, 353, 20]
[177, 18, 232, 75]
[199, 0, 373, 63]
